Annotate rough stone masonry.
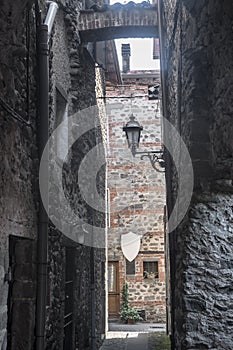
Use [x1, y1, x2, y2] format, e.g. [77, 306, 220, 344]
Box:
[0, 0, 107, 349]
[106, 82, 166, 323]
[162, 0, 233, 349]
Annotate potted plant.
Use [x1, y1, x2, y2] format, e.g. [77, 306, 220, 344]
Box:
[144, 271, 156, 279]
[120, 305, 143, 324]
[119, 282, 143, 324]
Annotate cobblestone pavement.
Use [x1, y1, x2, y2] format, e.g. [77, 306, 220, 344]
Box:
[99, 323, 167, 350]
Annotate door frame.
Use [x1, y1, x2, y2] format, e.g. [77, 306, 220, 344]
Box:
[108, 261, 120, 318]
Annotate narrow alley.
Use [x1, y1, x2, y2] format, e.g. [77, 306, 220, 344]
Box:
[0, 0, 232, 349]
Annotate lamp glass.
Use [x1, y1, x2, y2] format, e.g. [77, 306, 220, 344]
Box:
[123, 115, 143, 156]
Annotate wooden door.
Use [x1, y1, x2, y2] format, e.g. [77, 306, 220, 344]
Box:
[108, 261, 120, 317]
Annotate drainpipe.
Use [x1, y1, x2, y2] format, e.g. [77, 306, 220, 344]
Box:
[157, 1, 175, 349]
[90, 246, 96, 350]
[35, 2, 58, 350]
[44, 2, 59, 42]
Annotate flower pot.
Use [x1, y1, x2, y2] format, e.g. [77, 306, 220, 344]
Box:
[127, 319, 136, 324]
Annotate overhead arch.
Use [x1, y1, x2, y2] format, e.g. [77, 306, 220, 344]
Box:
[79, 2, 158, 42]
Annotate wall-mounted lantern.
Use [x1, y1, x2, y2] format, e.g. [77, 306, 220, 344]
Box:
[123, 114, 143, 156]
[123, 115, 165, 172]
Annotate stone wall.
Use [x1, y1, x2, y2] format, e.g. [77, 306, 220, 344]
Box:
[0, 1, 38, 348]
[45, 1, 107, 349]
[0, 0, 107, 349]
[163, 0, 233, 348]
[106, 84, 166, 322]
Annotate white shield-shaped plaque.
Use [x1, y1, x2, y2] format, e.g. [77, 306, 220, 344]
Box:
[121, 232, 141, 262]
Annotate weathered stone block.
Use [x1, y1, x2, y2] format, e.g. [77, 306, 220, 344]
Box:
[0, 306, 7, 333]
[184, 295, 206, 312]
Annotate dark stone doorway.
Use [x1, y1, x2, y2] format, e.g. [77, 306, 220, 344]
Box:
[7, 236, 36, 350]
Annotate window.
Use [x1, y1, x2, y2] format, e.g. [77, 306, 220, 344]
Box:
[143, 261, 158, 279]
[108, 262, 117, 292]
[126, 259, 135, 275]
[148, 84, 159, 100]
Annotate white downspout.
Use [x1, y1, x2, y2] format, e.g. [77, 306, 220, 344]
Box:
[44, 2, 59, 41]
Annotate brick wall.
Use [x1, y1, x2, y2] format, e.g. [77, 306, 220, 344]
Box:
[106, 83, 166, 322]
[79, 5, 158, 41]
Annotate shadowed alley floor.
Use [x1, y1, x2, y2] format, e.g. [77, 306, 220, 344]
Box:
[99, 322, 169, 350]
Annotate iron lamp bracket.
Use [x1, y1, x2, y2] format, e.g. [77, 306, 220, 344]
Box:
[135, 150, 165, 172]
